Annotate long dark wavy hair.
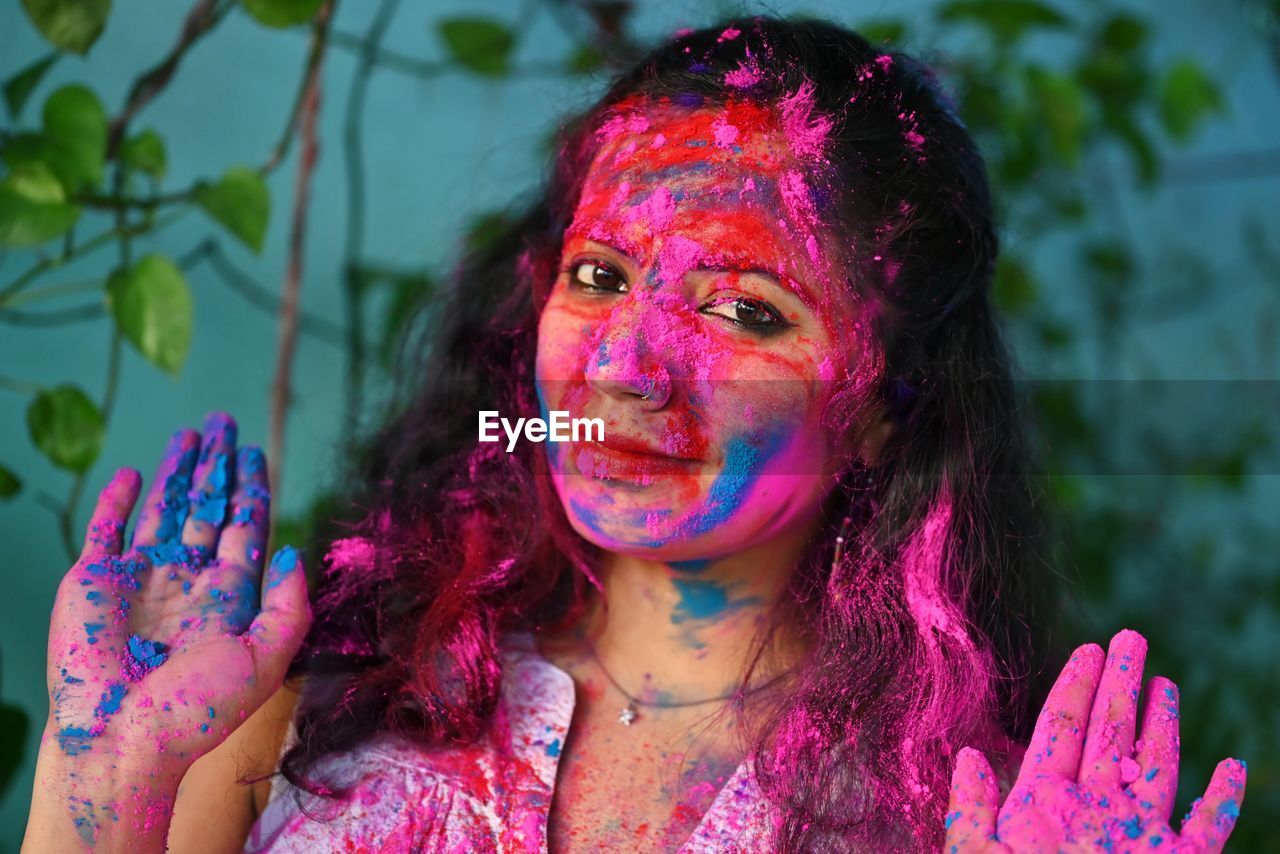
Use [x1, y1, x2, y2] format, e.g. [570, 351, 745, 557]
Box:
[277, 14, 1061, 851]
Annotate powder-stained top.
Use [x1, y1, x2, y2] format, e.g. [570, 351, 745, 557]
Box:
[243, 631, 775, 852]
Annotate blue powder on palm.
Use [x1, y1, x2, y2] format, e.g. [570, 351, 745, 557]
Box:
[124, 634, 169, 681]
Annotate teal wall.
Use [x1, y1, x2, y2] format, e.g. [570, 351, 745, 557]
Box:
[2, 0, 1278, 847]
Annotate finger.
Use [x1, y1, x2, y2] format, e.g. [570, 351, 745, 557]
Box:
[242, 547, 312, 691]
[180, 412, 238, 555]
[1020, 643, 1105, 780]
[1079, 628, 1146, 789]
[215, 445, 271, 569]
[1127, 676, 1180, 822]
[131, 428, 200, 549]
[1178, 758, 1246, 853]
[80, 468, 143, 560]
[945, 747, 1000, 850]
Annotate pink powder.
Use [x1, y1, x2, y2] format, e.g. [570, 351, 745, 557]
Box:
[326, 536, 378, 572]
[775, 79, 833, 163]
[717, 27, 741, 42]
[724, 59, 763, 89]
[901, 492, 971, 649]
[711, 116, 739, 149]
[623, 184, 676, 232]
[875, 54, 893, 73]
[650, 132, 666, 149]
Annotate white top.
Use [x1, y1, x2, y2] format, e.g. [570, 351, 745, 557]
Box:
[242, 631, 776, 852]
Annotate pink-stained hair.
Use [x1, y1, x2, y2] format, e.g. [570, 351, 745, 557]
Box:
[278, 15, 1060, 851]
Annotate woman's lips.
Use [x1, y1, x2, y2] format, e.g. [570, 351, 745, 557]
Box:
[571, 438, 703, 483]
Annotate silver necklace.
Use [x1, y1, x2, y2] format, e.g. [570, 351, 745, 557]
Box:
[587, 643, 772, 726]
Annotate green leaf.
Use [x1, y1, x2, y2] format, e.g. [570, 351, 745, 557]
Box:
[858, 19, 908, 45]
[566, 44, 604, 75]
[1098, 13, 1147, 53]
[107, 254, 194, 376]
[993, 254, 1037, 316]
[26, 385, 105, 473]
[3, 53, 59, 119]
[937, 0, 1070, 44]
[241, 0, 325, 28]
[0, 161, 81, 247]
[1024, 66, 1087, 166]
[20, 0, 111, 54]
[120, 129, 167, 179]
[40, 84, 108, 192]
[437, 17, 515, 77]
[194, 166, 269, 252]
[0, 463, 21, 499]
[1159, 59, 1225, 142]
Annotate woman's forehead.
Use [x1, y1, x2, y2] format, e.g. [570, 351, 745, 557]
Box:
[569, 100, 843, 281]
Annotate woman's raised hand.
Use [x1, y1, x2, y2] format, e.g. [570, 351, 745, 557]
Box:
[945, 629, 1246, 853]
[44, 412, 311, 778]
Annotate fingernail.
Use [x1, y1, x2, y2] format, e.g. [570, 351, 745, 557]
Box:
[267, 546, 301, 590]
[237, 446, 266, 477]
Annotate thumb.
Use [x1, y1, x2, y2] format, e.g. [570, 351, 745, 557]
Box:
[945, 746, 1001, 851]
[242, 546, 312, 694]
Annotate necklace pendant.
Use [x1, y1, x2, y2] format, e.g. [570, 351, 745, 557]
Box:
[617, 704, 638, 726]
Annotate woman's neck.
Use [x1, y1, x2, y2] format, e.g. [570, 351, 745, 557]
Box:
[542, 519, 818, 707]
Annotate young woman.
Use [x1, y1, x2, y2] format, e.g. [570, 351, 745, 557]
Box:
[23, 15, 1246, 853]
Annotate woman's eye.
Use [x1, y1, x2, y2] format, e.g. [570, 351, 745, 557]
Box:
[565, 260, 628, 293]
[703, 296, 786, 330]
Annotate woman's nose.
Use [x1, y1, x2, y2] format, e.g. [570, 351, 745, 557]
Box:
[584, 301, 675, 409]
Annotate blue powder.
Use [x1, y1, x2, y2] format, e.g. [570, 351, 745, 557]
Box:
[56, 726, 94, 756]
[265, 546, 299, 592]
[84, 556, 145, 590]
[944, 810, 962, 829]
[96, 682, 126, 716]
[190, 451, 231, 524]
[138, 540, 198, 568]
[545, 738, 561, 758]
[154, 445, 197, 543]
[671, 579, 729, 622]
[1122, 816, 1143, 839]
[60, 668, 83, 684]
[1145, 767, 1159, 781]
[668, 558, 712, 573]
[126, 634, 169, 669]
[84, 622, 105, 645]
[1217, 800, 1240, 820]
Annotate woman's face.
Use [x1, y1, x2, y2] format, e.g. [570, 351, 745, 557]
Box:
[535, 97, 874, 562]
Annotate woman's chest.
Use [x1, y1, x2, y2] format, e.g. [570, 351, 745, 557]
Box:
[543, 723, 744, 852]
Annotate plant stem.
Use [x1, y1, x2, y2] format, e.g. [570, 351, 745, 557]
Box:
[269, 1, 334, 505]
[0, 210, 188, 300]
[339, 0, 398, 453]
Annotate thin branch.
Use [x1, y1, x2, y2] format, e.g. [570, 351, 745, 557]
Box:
[0, 374, 42, 394]
[321, 28, 577, 80]
[262, 3, 340, 174]
[339, 0, 399, 451]
[269, 2, 334, 502]
[0, 304, 105, 326]
[177, 239, 345, 346]
[0, 210, 189, 300]
[0, 278, 103, 309]
[107, 0, 232, 158]
[53, 331, 122, 562]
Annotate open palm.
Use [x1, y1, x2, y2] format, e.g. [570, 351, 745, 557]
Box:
[45, 413, 311, 770]
[945, 630, 1246, 853]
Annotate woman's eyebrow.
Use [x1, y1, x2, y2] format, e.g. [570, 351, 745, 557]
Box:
[574, 238, 815, 306]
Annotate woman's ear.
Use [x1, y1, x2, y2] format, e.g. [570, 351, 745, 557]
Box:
[857, 412, 893, 465]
